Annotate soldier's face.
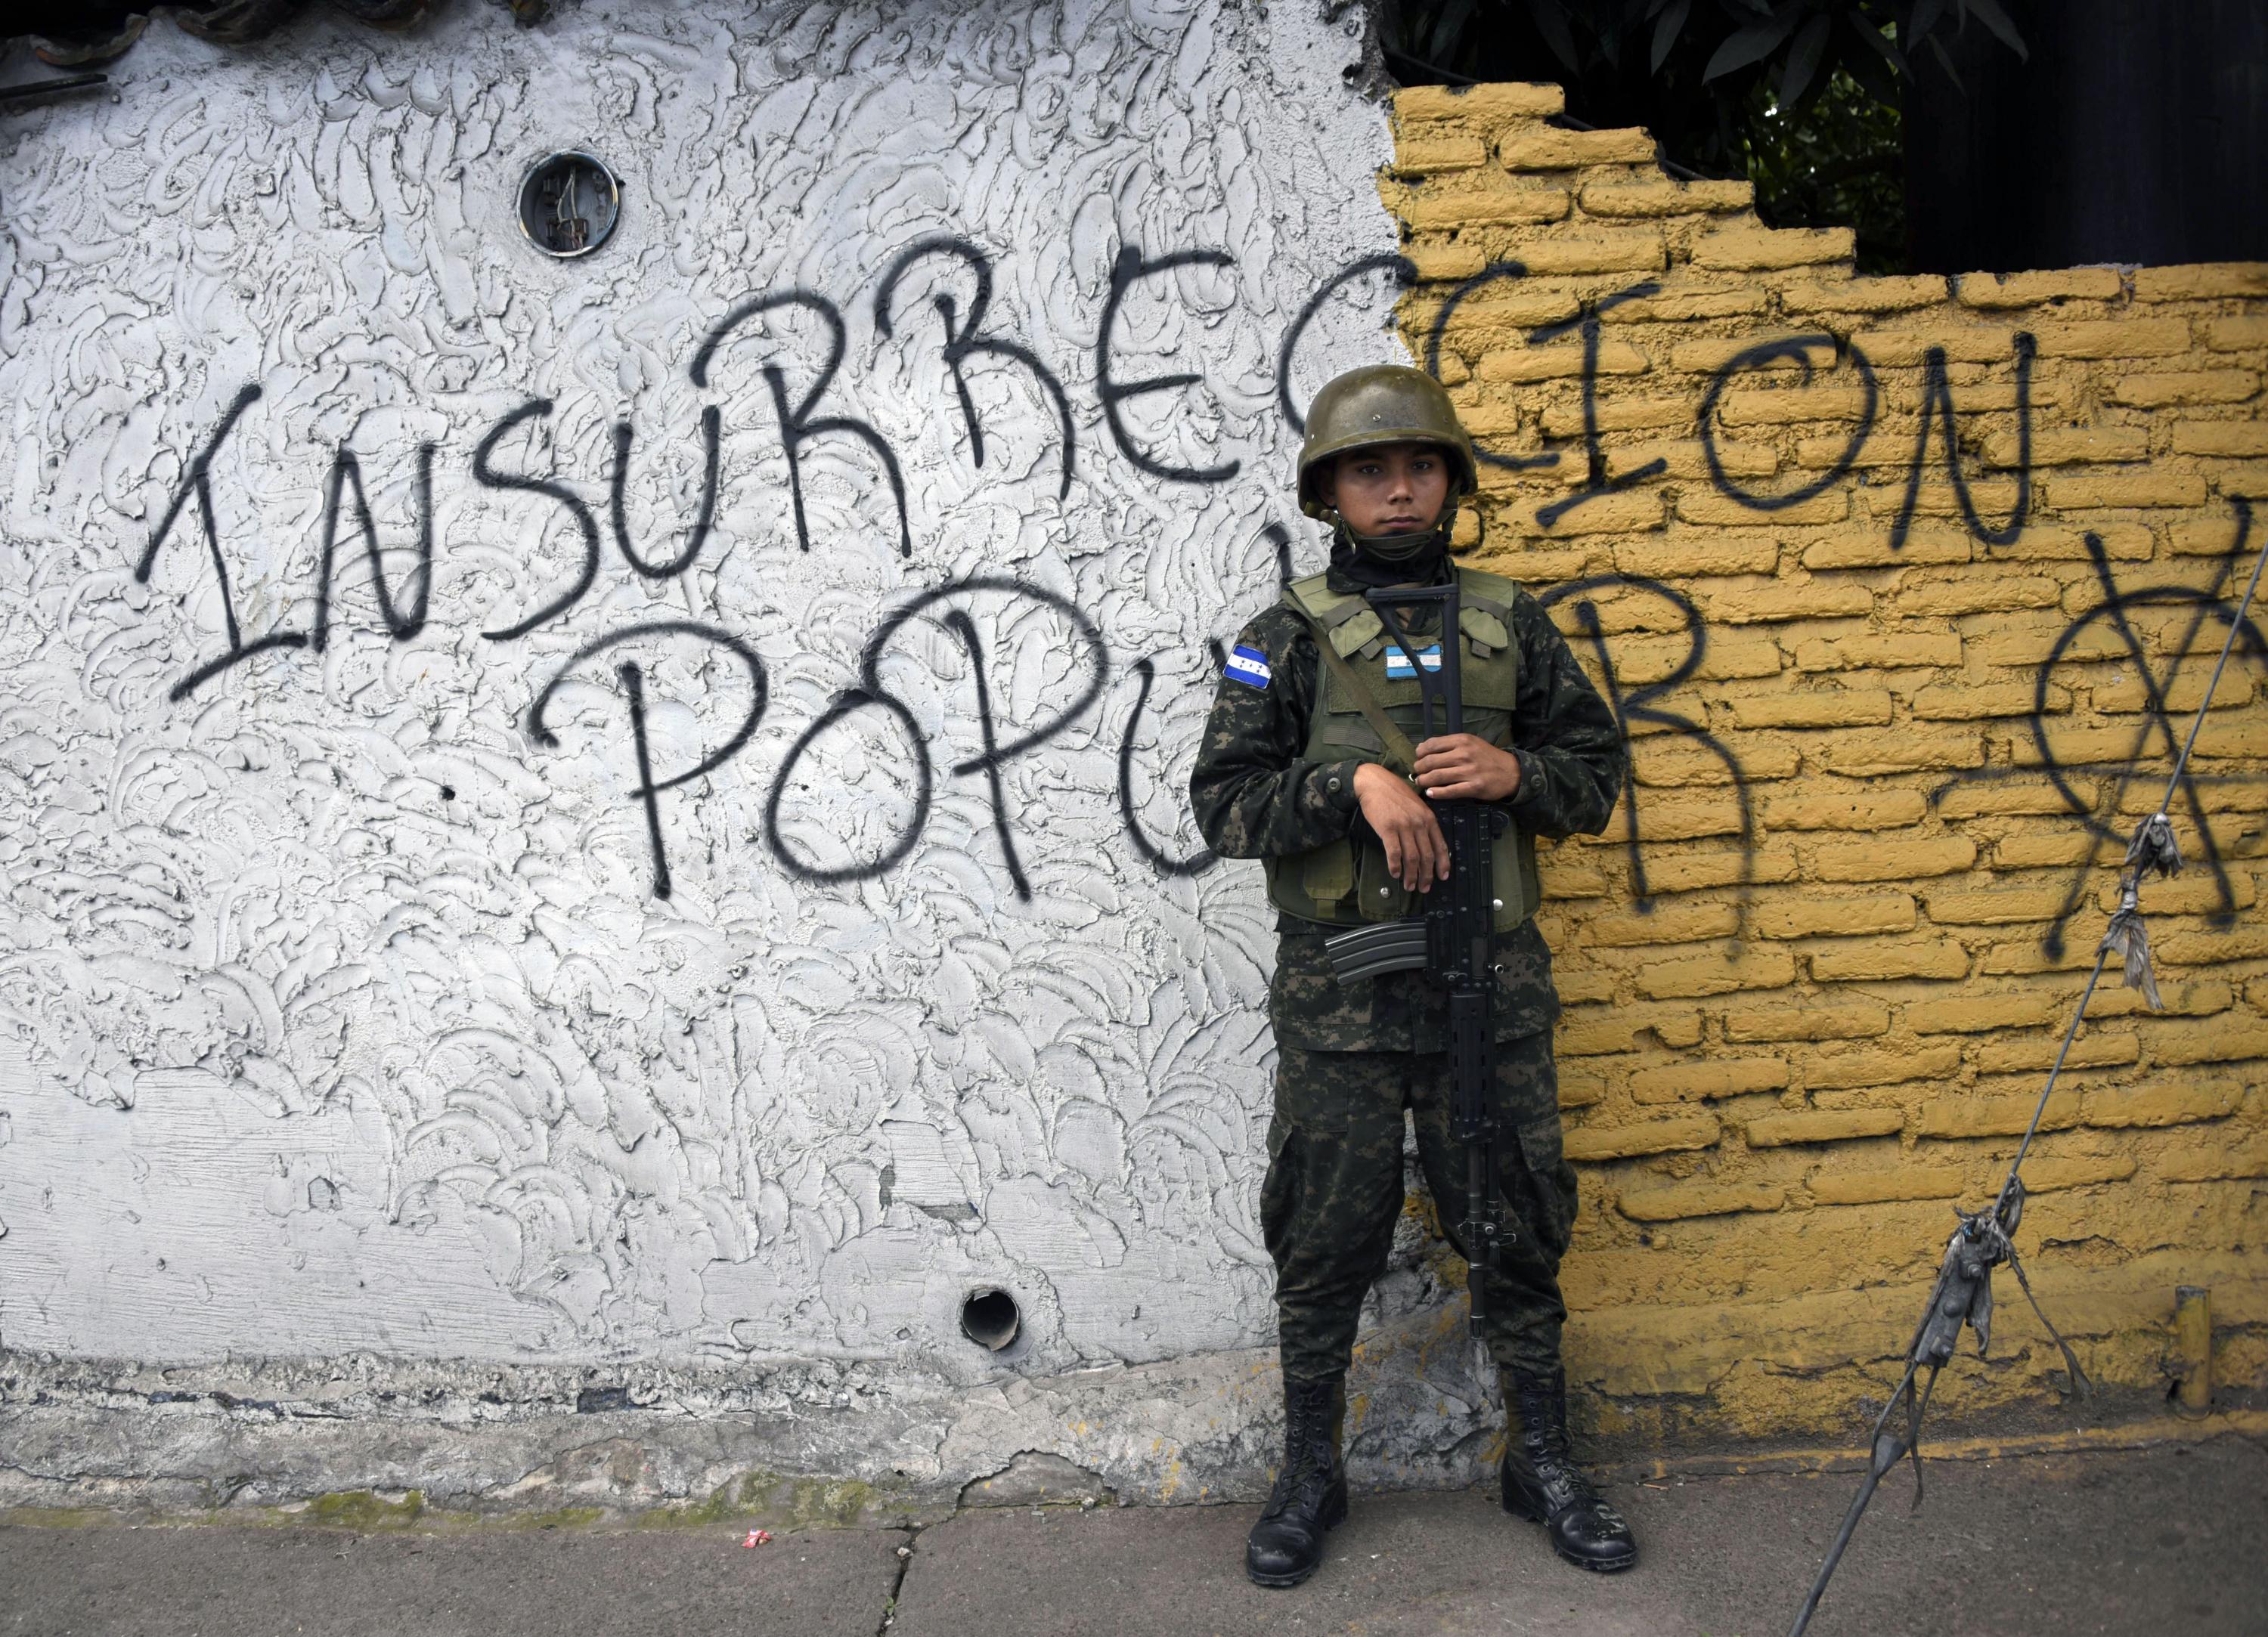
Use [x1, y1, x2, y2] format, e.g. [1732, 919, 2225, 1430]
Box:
[1323, 443, 1452, 537]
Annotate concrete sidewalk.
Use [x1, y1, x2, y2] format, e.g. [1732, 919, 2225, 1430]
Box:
[4, 1432, 2260, 1637]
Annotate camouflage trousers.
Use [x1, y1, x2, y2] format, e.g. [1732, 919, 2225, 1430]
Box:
[1261, 1033, 1578, 1382]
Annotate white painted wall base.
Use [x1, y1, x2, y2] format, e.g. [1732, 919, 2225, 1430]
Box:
[2, 1297, 1506, 1517]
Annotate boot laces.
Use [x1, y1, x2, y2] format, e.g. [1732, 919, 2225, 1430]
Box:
[1517, 1394, 1600, 1512]
[1263, 1383, 1338, 1518]
[1517, 1394, 1574, 1463]
[1262, 1460, 1334, 1520]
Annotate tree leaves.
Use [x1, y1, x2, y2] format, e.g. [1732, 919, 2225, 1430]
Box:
[1704, 8, 1800, 83]
[1839, 11, 1904, 103]
[1527, 0, 1583, 74]
[1457, 0, 2034, 96]
[1427, 0, 1479, 63]
[1779, 13, 1833, 107]
[1964, 0, 2030, 61]
[1649, 0, 1692, 73]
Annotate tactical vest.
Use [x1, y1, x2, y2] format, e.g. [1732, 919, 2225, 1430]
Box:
[1263, 566, 1541, 932]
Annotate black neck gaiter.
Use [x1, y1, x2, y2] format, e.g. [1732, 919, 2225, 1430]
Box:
[1327, 518, 1454, 591]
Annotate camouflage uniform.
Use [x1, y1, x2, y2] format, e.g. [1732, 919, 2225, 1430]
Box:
[1191, 570, 1624, 1381]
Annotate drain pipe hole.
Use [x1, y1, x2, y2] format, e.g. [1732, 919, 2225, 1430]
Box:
[960, 1288, 1021, 1351]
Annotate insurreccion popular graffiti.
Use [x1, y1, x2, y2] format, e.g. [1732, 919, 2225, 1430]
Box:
[135, 245, 2263, 936]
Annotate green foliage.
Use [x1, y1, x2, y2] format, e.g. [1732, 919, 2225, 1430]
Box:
[1742, 68, 1906, 272]
[1377, 1, 2027, 273]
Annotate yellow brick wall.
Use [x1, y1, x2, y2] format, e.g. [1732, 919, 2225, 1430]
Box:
[1384, 81, 2268, 1440]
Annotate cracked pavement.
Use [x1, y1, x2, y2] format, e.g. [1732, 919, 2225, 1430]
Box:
[4, 1435, 2261, 1636]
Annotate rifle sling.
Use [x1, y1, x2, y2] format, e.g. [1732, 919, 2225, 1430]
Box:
[1296, 612, 1421, 778]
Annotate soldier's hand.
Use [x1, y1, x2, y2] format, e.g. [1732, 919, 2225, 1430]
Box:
[1414, 735, 1523, 803]
[1352, 762, 1449, 891]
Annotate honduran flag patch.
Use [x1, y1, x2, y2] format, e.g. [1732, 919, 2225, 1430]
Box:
[1225, 644, 1272, 689]
[1383, 644, 1443, 679]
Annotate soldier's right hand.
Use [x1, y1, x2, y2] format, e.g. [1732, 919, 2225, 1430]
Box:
[1352, 763, 1450, 892]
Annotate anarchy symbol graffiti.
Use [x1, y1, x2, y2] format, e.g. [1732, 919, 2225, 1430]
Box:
[2025, 501, 2266, 958]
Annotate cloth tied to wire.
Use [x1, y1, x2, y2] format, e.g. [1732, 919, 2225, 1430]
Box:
[2098, 812, 2183, 1012]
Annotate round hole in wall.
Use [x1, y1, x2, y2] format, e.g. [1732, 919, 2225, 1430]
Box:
[960, 1288, 1020, 1352]
[517, 151, 620, 258]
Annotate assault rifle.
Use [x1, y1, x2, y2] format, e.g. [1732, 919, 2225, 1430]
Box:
[1318, 582, 1512, 1338]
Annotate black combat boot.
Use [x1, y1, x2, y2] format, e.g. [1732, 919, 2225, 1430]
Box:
[1244, 1372, 1348, 1588]
[1499, 1369, 1637, 1574]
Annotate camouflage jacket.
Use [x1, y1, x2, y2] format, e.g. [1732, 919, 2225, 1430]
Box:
[1188, 565, 1625, 1052]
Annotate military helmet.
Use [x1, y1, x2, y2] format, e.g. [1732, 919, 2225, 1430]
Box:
[1296, 364, 1477, 519]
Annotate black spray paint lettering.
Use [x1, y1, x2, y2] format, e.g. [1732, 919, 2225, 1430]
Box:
[1537, 574, 1752, 908]
[618, 661, 669, 897]
[128, 391, 1164, 899]
[474, 398, 601, 642]
[765, 578, 1109, 890]
[1098, 245, 1241, 485]
[766, 685, 931, 885]
[135, 382, 308, 701]
[1696, 333, 1878, 512]
[1888, 332, 2037, 550]
[1264, 521, 1295, 587]
[312, 443, 435, 650]
[942, 609, 1033, 899]
[609, 407, 720, 580]
[526, 620, 770, 901]
[875, 235, 1077, 502]
[125, 244, 2079, 908]
[2029, 503, 2260, 956]
[1116, 656, 1218, 878]
[1693, 327, 2034, 554]
[1531, 281, 1668, 529]
[1421, 259, 1560, 475]
[1276, 252, 1418, 433]
[141, 233, 1322, 695]
[692, 289, 912, 557]
[1394, 257, 2037, 554]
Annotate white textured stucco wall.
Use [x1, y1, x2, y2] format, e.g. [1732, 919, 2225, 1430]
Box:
[0, 0, 1414, 1482]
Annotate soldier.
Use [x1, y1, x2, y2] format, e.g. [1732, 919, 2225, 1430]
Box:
[1189, 365, 1632, 1586]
